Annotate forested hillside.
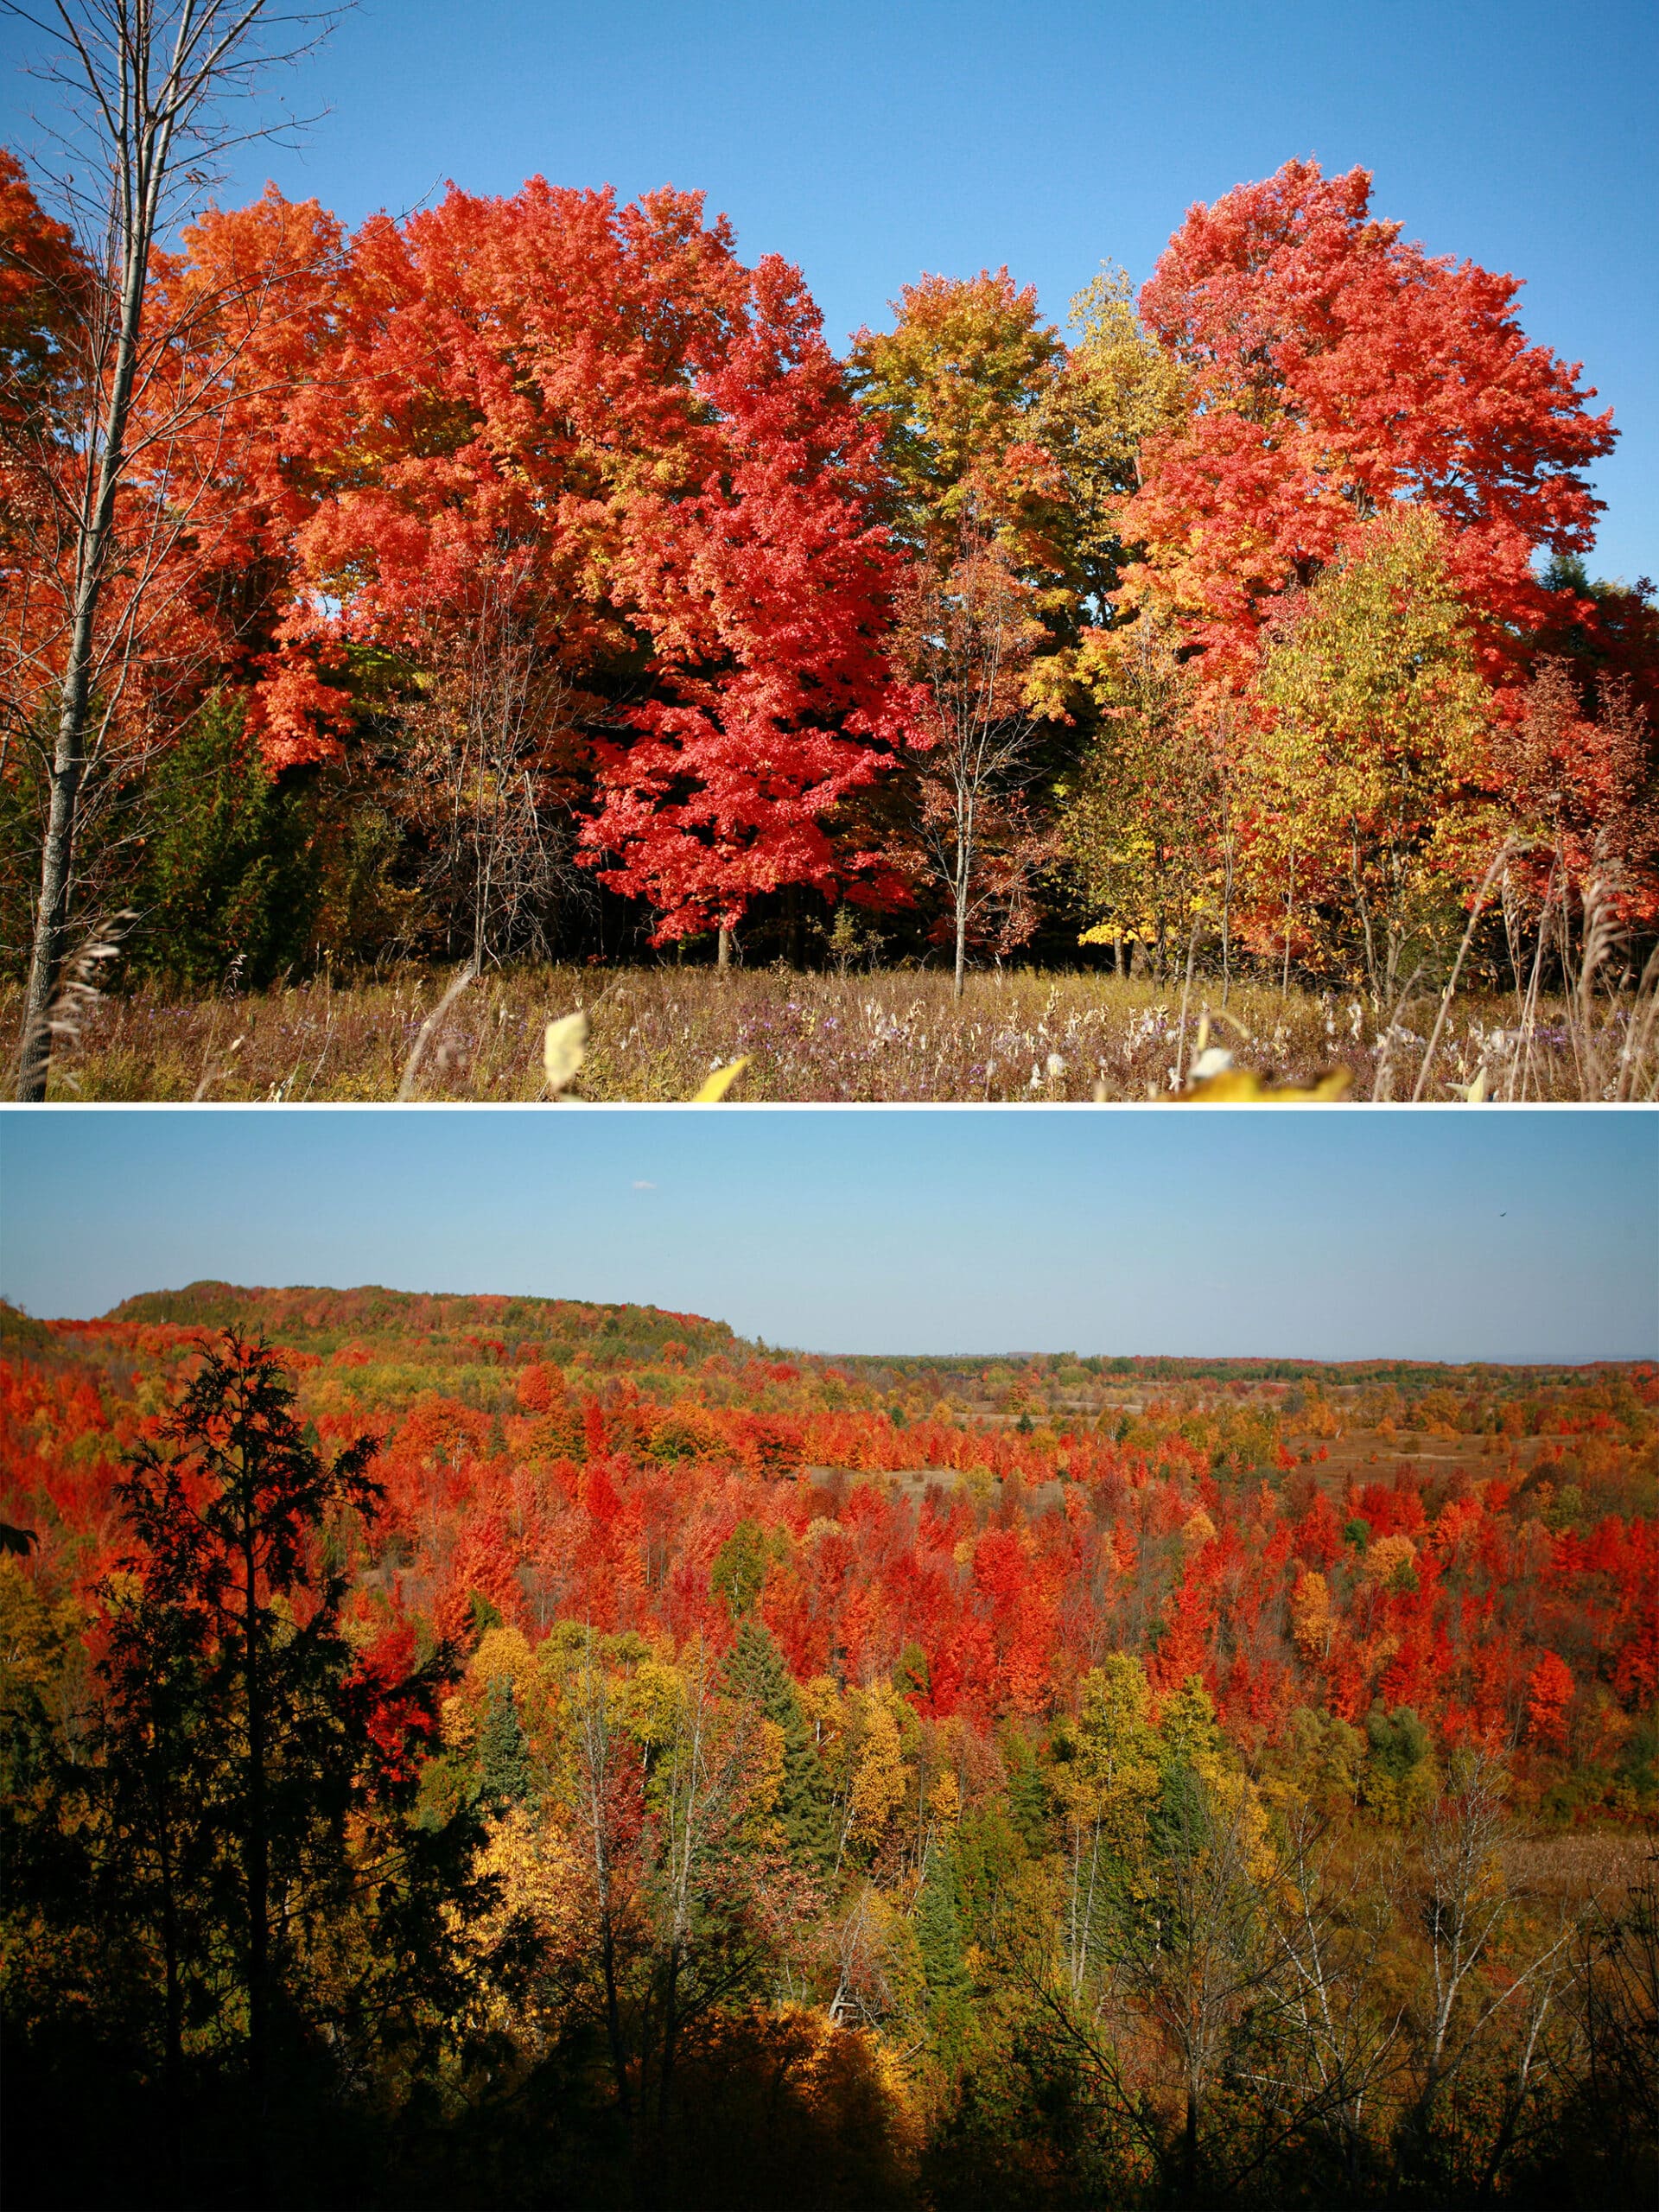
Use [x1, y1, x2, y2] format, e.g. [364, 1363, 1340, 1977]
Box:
[3, 1288, 1655, 2207]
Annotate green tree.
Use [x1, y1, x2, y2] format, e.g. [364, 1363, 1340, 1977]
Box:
[915, 1834, 970, 2018]
[477, 1676, 538, 1808]
[133, 695, 317, 988]
[723, 1615, 834, 1870]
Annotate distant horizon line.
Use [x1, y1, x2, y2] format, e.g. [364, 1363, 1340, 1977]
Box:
[8, 1280, 1646, 1370]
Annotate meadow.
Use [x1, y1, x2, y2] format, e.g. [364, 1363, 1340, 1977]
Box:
[10, 959, 1656, 1103]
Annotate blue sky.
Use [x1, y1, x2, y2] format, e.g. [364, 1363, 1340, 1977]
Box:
[1, 0, 1653, 583]
[2, 1109, 1653, 1361]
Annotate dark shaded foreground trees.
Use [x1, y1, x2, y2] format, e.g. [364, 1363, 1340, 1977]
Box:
[1, 1333, 512, 2209]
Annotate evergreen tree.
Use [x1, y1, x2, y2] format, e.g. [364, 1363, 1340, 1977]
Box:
[134, 694, 316, 988]
[722, 1616, 835, 1870]
[915, 1834, 971, 2051]
[4, 1333, 506, 2210]
[710, 1518, 770, 1619]
[477, 1676, 537, 1808]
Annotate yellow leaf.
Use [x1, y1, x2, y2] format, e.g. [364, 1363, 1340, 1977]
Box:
[1181, 1066, 1351, 1103]
[543, 1010, 589, 1096]
[1450, 1070, 1489, 1103]
[688, 1057, 749, 1103]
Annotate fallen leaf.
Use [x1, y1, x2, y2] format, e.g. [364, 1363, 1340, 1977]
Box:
[543, 1010, 590, 1096]
[1182, 1067, 1351, 1103]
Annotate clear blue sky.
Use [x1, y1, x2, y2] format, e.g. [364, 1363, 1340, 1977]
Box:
[1, 0, 1653, 583]
[2, 1108, 1653, 1361]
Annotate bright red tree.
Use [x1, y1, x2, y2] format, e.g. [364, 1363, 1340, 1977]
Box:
[1127, 160, 1615, 678]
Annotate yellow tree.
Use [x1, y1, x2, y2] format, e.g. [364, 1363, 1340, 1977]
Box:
[847, 268, 1067, 576]
[1063, 614, 1237, 982]
[1047, 1656, 1161, 2001]
[1042, 265, 1190, 619]
[1247, 505, 1491, 1001]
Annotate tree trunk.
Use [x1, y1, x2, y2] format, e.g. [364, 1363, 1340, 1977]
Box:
[243, 1531, 270, 2206]
[160, 1815, 184, 2199]
[1220, 820, 1234, 1009]
[16, 129, 154, 1100]
[1183, 2073, 1200, 2196]
[600, 1894, 632, 2122]
[716, 925, 732, 969]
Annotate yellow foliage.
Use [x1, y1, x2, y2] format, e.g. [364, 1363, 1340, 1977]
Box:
[1290, 1571, 1334, 1662]
[1244, 505, 1493, 995]
[1045, 264, 1190, 565]
[1182, 1066, 1351, 1102]
[1052, 1657, 1161, 1854]
[689, 1058, 749, 1103]
[463, 1804, 585, 2033]
[927, 1768, 962, 1828]
[799, 1674, 848, 1757]
[439, 1692, 476, 1752]
[620, 1654, 686, 1748]
[846, 1688, 909, 1853]
[468, 1624, 534, 1688]
[1362, 1533, 1419, 1586]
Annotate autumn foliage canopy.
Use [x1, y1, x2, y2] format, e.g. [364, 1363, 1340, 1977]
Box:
[3, 149, 1651, 982]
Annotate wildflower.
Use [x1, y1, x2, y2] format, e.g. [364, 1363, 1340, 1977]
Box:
[1046, 1052, 1065, 1078]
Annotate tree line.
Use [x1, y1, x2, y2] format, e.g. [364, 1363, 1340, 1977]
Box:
[4, 6, 1658, 1093]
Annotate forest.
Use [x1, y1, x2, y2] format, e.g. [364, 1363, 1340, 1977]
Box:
[3, 1285, 1655, 2208]
[4, 129, 1659, 1099]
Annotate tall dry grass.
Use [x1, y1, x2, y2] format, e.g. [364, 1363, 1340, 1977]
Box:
[4, 953, 1656, 1102]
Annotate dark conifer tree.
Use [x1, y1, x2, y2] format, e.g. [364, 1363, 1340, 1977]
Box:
[722, 1615, 835, 1870]
[477, 1676, 537, 1808]
[5, 1333, 512, 2211]
[915, 1834, 972, 2069]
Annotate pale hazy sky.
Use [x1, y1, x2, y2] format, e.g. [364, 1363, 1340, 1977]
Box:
[2, 1109, 1653, 1360]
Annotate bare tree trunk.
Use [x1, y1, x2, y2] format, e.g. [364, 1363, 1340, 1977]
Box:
[1220, 800, 1234, 1010]
[17, 149, 151, 1097]
[12, 0, 330, 1097]
[716, 925, 732, 969]
[242, 1521, 270, 2207]
[1282, 837, 1296, 997]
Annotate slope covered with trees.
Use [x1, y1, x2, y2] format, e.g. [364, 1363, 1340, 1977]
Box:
[3, 1289, 1655, 2208]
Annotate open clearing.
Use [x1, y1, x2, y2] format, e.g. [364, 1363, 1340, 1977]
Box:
[8, 962, 1643, 1103]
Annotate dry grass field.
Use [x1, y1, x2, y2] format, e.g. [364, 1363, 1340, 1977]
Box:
[8, 959, 1655, 1102]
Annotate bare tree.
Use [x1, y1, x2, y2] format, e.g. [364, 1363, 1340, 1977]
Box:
[900, 523, 1052, 1000]
[390, 556, 583, 969]
[1267, 1799, 1406, 2196]
[5, 0, 338, 1098]
[1403, 1745, 1584, 2188]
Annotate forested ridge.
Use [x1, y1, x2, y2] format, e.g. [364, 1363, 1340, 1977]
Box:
[3, 1288, 1655, 2208]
